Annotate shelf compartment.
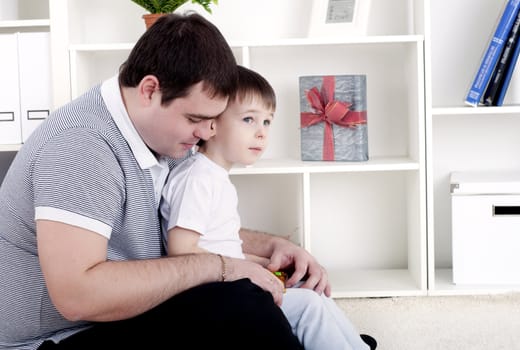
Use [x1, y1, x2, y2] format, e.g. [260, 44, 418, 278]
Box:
[243, 40, 424, 161]
[231, 167, 426, 297]
[430, 0, 520, 107]
[429, 114, 520, 294]
[0, 0, 49, 22]
[0, 0, 49, 33]
[66, 0, 145, 45]
[70, 39, 425, 163]
[329, 269, 426, 298]
[430, 269, 520, 296]
[69, 49, 131, 99]
[230, 173, 304, 247]
[63, 0, 423, 45]
[306, 170, 426, 296]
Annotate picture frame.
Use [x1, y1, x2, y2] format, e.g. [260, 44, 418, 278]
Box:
[308, 0, 371, 38]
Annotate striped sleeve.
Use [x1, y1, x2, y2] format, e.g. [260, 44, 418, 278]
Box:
[32, 128, 125, 238]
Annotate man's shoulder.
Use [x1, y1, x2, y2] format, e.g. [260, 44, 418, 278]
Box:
[35, 85, 120, 147]
[52, 85, 109, 125]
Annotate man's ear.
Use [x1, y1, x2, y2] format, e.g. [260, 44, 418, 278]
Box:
[138, 75, 160, 106]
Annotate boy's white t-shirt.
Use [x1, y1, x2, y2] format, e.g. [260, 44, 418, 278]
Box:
[160, 152, 245, 259]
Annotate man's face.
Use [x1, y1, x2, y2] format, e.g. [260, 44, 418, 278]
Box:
[139, 81, 228, 159]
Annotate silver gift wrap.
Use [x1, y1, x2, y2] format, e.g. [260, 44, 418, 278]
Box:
[299, 75, 368, 161]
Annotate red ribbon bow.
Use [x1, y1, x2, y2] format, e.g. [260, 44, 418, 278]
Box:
[301, 76, 367, 161]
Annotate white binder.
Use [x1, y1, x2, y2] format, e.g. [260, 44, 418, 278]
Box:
[0, 33, 22, 145]
[17, 32, 51, 142]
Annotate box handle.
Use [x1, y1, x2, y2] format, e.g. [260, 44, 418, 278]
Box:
[493, 205, 520, 216]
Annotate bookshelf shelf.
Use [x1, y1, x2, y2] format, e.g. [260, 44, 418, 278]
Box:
[432, 105, 520, 115]
[229, 34, 424, 47]
[430, 269, 520, 296]
[0, 144, 22, 152]
[0, 19, 50, 28]
[230, 157, 419, 176]
[69, 43, 136, 51]
[68, 35, 424, 52]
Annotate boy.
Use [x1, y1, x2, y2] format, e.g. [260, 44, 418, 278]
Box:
[161, 65, 376, 350]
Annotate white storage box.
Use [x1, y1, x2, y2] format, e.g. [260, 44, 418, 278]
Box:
[451, 171, 520, 285]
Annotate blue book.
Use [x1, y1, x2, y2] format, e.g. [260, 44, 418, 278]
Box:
[495, 17, 520, 105]
[465, 0, 520, 106]
[483, 9, 520, 105]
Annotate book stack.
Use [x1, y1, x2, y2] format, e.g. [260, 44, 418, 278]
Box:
[465, 0, 520, 107]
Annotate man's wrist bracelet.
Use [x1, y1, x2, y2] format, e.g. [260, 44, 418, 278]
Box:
[217, 254, 227, 282]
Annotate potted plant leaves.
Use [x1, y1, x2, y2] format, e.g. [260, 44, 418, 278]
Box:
[131, 0, 218, 28]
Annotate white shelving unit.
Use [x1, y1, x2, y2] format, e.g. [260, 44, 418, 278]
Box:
[426, 0, 520, 295]
[0, 0, 50, 171]
[1, 0, 429, 298]
[225, 30, 428, 297]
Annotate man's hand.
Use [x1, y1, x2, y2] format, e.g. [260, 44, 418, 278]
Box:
[266, 238, 331, 297]
[224, 257, 285, 306]
[239, 228, 331, 297]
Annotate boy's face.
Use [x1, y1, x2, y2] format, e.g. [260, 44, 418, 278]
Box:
[208, 95, 274, 169]
[138, 81, 227, 159]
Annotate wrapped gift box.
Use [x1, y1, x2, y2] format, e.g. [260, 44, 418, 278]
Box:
[299, 75, 368, 161]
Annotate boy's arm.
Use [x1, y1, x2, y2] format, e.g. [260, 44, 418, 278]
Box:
[166, 226, 285, 305]
[167, 226, 209, 256]
[168, 227, 270, 267]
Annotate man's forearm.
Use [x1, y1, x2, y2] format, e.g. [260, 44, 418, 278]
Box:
[239, 228, 283, 258]
[54, 254, 222, 322]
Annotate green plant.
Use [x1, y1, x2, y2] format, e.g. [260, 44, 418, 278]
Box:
[131, 0, 218, 14]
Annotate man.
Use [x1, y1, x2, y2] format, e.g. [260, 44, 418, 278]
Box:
[0, 13, 329, 349]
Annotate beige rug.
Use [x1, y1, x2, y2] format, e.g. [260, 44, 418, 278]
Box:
[336, 293, 520, 350]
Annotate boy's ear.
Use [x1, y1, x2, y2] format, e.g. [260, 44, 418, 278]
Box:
[197, 120, 216, 146]
[138, 75, 160, 106]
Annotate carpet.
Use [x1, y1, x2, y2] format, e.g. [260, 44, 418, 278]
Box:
[336, 293, 520, 349]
